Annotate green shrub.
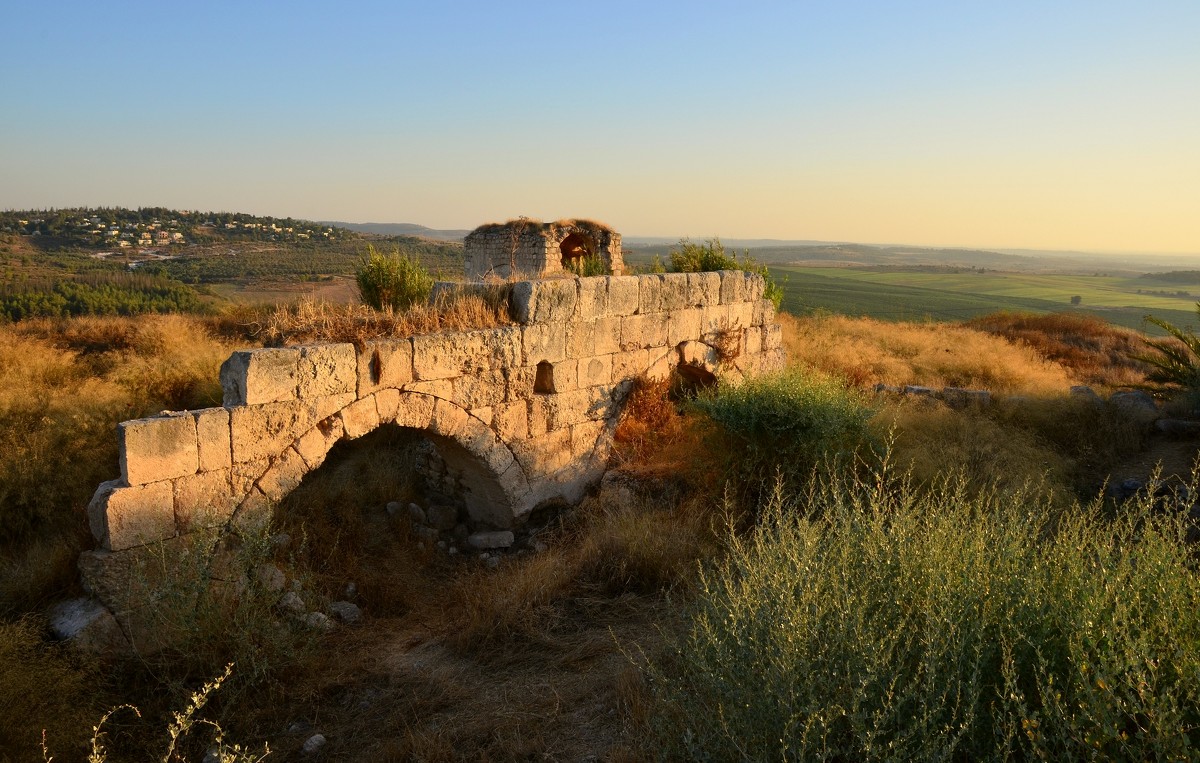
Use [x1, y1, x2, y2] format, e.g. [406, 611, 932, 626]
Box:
[1138, 304, 1200, 406]
[690, 368, 874, 489]
[648, 472, 1200, 761]
[565, 254, 609, 277]
[355, 244, 434, 310]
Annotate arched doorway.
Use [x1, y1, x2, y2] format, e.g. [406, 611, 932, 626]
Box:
[559, 232, 593, 271]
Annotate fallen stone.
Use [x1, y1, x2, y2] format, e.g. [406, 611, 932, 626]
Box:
[343, 581, 357, 599]
[1110, 390, 1159, 422]
[468, 530, 515, 550]
[277, 591, 306, 615]
[302, 733, 327, 756]
[407, 502, 426, 524]
[1155, 419, 1200, 437]
[873, 383, 901, 394]
[902, 385, 937, 397]
[413, 525, 440, 543]
[941, 387, 992, 409]
[48, 597, 129, 655]
[328, 600, 361, 624]
[385, 501, 403, 517]
[304, 612, 334, 632]
[1070, 385, 1101, 401]
[254, 564, 286, 594]
[485, 555, 501, 569]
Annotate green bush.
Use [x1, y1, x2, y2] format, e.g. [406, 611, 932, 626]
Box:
[565, 254, 610, 277]
[1138, 304, 1200, 405]
[648, 472, 1200, 761]
[355, 244, 434, 310]
[690, 368, 874, 489]
[668, 237, 784, 309]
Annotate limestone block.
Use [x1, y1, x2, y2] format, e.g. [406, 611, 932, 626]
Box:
[231, 460, 270, 499]
[567, 321, 596, 357]
[513, 427, 573, 477]
[763, 323, 783, 351]
[612, 349, 651, 383]
[637, 274, 664, 315]
[294, 417, 344, 470]
[173, 469, 235, 532]
[523, 323, 569, 364]
[119, 413, 199, 486]
[412, 328, 521, 381]
[606, 276, 641, 316]
[677, 340, 717, 370]
[620, 313, 669, 351]
[743, 326, 763, 355]
[686, 272, 722, 307]
[578, 355, 613, 387]
[394, 392, 436, 430]
[745, 272, 766, 302]
[511, 278, 577, 323]
[592, 316, 622, 355]
[430, 398, 471, 439]
[492, 401, 529, 441]
[702, 303, 754, 336]
[314, 392, 356, 422]
[528, 394, 561, 438]
[458, 416, 514, 475]
[230, 400, 317, 464]
[658, 273, 690, 312]
[340, 396, 380, 439]
[356, 338, 414, 397]
[232, 488, 272, 533]
[544, 359, 578, 393]
[571, 420, 608, 459]
[193, 408, 231, 473]
[219, 347, 303, 407]
[646, 348, 674, 381]
[719, 270, 747, 305]
[256, 446, 308, 502]
[752, 298, 776, 327]
[452, 371, 511, 409]
[296, 344, 356, 399]
[404, 378, 454, 401]
[89, 478, 175, 551]
[374, 387, 401, 423]
[576, 276, 609, 321]
[668, 308, 704, 347]
[504, 365, 538, 402]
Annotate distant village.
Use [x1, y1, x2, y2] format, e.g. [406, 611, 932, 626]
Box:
[0, 208, 344, 252]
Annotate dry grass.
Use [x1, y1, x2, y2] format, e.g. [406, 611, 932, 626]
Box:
[241, 288, 514, 347]
[968, 311, 1155, 390]
[779, 312, 1079, 394]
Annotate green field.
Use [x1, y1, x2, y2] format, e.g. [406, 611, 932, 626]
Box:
[770, 266, 1200, 335]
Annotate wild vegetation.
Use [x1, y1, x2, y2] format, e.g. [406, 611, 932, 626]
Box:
[2, 274, 1200, 759]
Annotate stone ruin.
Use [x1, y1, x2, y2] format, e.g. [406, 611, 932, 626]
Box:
[73, 228, 784, 651]
[463, 218, 623, 280]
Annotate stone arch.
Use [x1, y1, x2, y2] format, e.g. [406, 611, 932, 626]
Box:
[237, 391, 530, 531]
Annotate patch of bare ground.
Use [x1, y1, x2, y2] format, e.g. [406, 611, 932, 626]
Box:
[259, 607, 661, 761]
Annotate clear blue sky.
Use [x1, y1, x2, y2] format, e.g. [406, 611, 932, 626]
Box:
[2, 1, 1197, 253]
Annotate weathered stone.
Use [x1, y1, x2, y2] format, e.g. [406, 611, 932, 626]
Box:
[405, 502, 425, 523]
[1110, 390, 1159, 422]
[412, 327, 521, 380]
[763, 323, 783, 351]
[668, 308, 704, 347]
[578, 355, 613, 387]
[339, 396, 380, 439]
[329, 600, 362, 624]
[277, 590, 306, 614]
[229, 400, 318, 464]
[296, 344, 357, 399]
[193, 408, 231, 473]
[510, 278, 577, 323]
[611, 349, 651, 382]
[254, 563, 286, 593]
[302, 733, 328, 756]
[256, 446, 308, 502]
[220, 348, 304, 407]
[523, 323, 570, 364]
[592, 315, 622, 355]
[742, 326, 763, 355]
[752, 298, 776, 327]
[576, 276, 608, 320]
[89, 479, 175, 551]
[620, 313, 669, 351]
[49, 597, 131, 655]
[745, 272, 766, 302]
[719, 270, 746, 304]
[492, 401, 529, 441]
[394, 392, 436, 430]
[606, 276, 641, 316]
[120, 413, 199, 486]
[942, 387, 992, 409]
[1070, 385, 1101, 401]
[658, 273, 690, 312]
[356, 338, 414, 397]
[173, 469, 235, 531]
[294, 417, 344, 470]
[467, 530, 515, 550]
[686, 271, 722, 307]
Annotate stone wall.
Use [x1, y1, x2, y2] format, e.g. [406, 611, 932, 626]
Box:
[80, 271, 782, 634]
[464, 221, 623, 279]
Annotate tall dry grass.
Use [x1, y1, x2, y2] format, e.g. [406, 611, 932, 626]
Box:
[780, 312, 1079, 394]
[969, 311, 1154, 390]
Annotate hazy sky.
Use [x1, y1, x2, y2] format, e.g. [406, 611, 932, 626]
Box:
[2, 1, 1197, 253]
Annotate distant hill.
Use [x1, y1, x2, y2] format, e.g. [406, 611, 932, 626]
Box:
[323, 221, 470, 242]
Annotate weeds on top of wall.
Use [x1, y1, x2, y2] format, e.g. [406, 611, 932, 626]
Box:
[668, 237, 785, 309]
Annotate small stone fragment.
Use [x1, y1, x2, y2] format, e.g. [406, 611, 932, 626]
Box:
[468, 530, 515, 550]
[277, 591, 306, 614]
[426, 504, 459, 531]
[385, 501, 402, 516]
[305, 612, 334, 632]
[254, 563, 286, 593]
[407, 502, 426, 524]
[329, 600, 362, 624]
[302, 733, 327, 756]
